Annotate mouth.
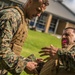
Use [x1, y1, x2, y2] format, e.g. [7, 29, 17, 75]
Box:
[62, 39, 68, 45]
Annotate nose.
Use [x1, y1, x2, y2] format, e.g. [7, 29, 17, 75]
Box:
[62, 34, 66, 38]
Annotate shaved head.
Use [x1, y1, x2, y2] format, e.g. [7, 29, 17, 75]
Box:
[33, 0, 49, 6]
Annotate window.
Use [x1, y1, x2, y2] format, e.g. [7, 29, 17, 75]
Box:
[49, 17, 58, 33]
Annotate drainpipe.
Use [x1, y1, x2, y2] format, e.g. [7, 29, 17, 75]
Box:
[54, 19, 59, 34]
[33, 17, 38, 28]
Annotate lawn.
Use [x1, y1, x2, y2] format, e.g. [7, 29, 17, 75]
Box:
[9, 29, 61, 75]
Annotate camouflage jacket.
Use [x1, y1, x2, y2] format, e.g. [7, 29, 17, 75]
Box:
[0, 6, 30, 74]
[58, 44, 75, 71]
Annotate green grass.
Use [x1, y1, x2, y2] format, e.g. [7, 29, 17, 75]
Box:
[8, 29, 61, 75]
[21, 30, 61, 57]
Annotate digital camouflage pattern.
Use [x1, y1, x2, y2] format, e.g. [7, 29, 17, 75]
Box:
[58, 44, 75, 71]
[39, 44, 75, 75]
[0, 6, 29, 75]
[10, 6, 28, 56]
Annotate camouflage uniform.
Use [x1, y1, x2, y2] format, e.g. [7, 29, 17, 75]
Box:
[57, 44, 75, 74]
[0, 0, 50, 75]
[39, 44, 75, 75]
[0, 6, 30, 75]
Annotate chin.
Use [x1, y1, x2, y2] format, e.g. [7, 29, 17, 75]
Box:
[26, 15, 32, 19]
[28, 16, 33, 20]
[62, 44, 68, 48]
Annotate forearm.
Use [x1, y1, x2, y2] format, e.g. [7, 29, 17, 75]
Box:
[0, 14, 27, 74]
[57, 47, 75, 57]
[57, 48, 67, 55]
[1, 53, 27, 74]
[57, 47, 75, 69]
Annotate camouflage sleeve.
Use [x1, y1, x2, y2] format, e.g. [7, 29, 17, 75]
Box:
[0, 9, 27, 74]
[58, 46, 75, 56]
[57, 46, 75, 69]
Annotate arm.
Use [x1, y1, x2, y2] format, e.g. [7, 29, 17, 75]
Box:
[40, 45, 75, 69]
[58, 46, 75, 62]
[57, 46, 75, 70]
[0, 9, 37, 74]
[39, 45, 58, 60]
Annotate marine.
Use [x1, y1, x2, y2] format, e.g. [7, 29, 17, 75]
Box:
[0, 0, 49, 75]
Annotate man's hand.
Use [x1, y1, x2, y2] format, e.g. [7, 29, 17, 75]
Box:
[25, 61, 38, 74]
[39, 45, 58, 58]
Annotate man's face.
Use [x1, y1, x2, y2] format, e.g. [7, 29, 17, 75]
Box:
[61, 29, 75, 48]
[26, 0, 47, 19]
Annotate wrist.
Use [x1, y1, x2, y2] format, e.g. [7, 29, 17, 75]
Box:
[54, 48, 59, 59]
